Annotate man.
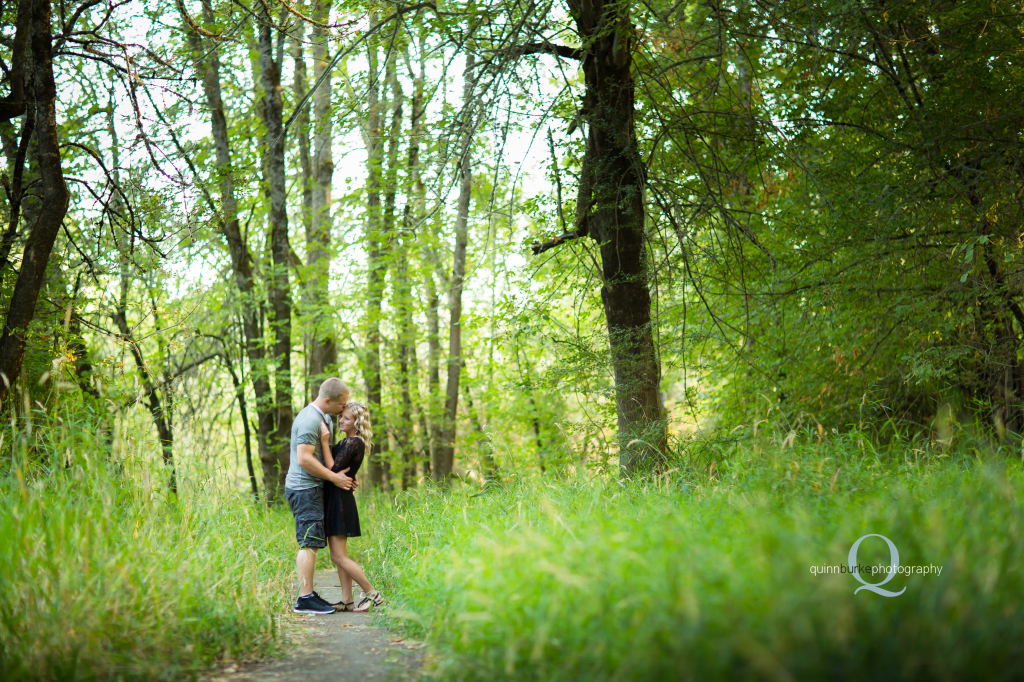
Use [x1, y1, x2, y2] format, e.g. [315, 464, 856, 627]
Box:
[284, 377, 354, 614]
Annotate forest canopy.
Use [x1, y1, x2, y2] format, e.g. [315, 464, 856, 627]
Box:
[0, 0, 1022, 498]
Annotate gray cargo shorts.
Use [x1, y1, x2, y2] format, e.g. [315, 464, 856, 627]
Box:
[284, 486, 326, 549]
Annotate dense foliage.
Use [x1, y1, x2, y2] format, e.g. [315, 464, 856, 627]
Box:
[1, 0, 1023, 678]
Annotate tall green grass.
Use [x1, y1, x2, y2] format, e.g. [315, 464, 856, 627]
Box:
[0, 408, 296, 681]
[363, 436, 1024, 680]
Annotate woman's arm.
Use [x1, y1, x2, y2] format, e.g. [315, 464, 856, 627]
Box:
[320, 421, 334, 470]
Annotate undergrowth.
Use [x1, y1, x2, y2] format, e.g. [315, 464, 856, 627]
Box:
[362, 433, 1024, 681]
[0, 408, 295, 681]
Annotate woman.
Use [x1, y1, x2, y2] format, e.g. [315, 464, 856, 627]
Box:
[319, 401, 384, 612]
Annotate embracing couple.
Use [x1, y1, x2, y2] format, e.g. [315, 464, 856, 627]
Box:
[283, 377, 384, 615]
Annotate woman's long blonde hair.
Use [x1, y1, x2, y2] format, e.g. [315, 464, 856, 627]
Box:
[342, 401, 373, 454]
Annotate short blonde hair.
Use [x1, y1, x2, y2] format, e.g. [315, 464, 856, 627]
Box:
[318, 378, 350, 401]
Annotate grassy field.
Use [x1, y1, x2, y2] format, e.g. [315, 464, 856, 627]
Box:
[362, 435, 1024, 681]
[4, 411, 1023, 681]
[0, 411, 296, 681]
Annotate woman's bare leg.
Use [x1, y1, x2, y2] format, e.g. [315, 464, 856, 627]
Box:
[328, 536, 356, 603]
[337, 562, 354, 604]
[328, 535, 373, 595]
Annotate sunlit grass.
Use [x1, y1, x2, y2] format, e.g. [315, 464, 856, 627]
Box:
[0, 409, 295, 681]
[365, 435, 1024, 680]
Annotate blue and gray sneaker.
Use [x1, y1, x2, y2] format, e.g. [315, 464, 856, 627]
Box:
[293, 591, 336, 614]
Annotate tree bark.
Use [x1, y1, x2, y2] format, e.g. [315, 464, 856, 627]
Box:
[185, 2, 277, 502]
[259, 12, 294, 499]
[0, 0, 29, 120]
[568, 0, 666, 473]
[436, 54, 475, 482]
[306, 0, 337, 396]
[0, 0, 70, 407]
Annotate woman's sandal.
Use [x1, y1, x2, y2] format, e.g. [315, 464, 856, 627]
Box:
[332, 600, 354, 612]
[353, 590, 383, 613]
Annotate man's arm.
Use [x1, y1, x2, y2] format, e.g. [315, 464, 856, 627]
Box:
[296, 443, 353, 490]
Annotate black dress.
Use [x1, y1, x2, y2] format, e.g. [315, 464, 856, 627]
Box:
[324, 437, 364, 537]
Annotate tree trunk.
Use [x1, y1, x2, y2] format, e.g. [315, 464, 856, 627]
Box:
[363, 34, 389, 489]
[425, 268, 441, 478]
[185, 2, 277, 502]
[259, 13, 294, 499]
[569, 0, 666, 474]
[0, 0, 29, 120]
[223, 336, 260, 503]
[516, 344, 546, 473]
[291, 17, 313, 402]
[461, 362, 497, 480]
[0, 0, 70, 408]
[395, 216, 417, 488]
[408, 41, 440, 480]
[397, 271, 415, 490]
[436, 54, 476, 482]
[405, 39, 431, 480]
[307, 0, 337, 396]
[291, 22, 313, 237]
[397, 47, 427, 487]
[112, 265, 176, 493]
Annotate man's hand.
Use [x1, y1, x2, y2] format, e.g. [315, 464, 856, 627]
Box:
[333, 467, 354, 490]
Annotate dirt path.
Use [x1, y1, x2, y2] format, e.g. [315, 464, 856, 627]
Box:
[208, 570, 426, 682]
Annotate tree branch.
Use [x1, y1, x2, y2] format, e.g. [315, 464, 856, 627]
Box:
[532, 229, 584, 255]
[514, 41, 583, 61]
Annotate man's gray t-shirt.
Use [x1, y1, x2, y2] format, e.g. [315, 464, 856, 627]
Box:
[284, 403, 334, 490]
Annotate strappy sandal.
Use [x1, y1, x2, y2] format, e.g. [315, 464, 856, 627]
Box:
[332, 600, 354, 612]
[353, 590, 383, 612]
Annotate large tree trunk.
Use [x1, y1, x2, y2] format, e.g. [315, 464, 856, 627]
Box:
[569, 0, 666, 474]
[259, 13, 293, 499]
[0, 0, 70, 407]
[435, 54, 475, 482]
[306, 0, 337, 396]
[185, 2, 277, 502]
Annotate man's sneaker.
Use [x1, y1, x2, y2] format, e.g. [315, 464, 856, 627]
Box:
[294, 591, 335, 614]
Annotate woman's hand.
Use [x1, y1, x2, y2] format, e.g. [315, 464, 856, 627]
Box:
[320, 421, 334, 469]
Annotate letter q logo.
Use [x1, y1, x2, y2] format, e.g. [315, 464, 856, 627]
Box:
[848, 534, 906, 597]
